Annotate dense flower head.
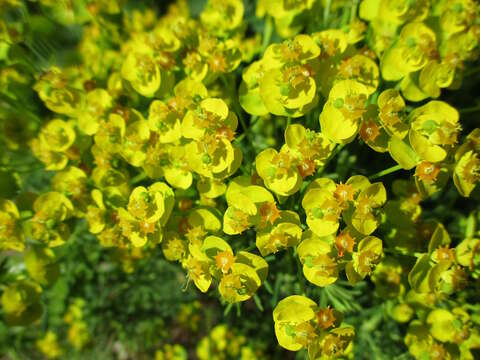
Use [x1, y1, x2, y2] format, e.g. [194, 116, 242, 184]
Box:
[1, 1, 480, 359]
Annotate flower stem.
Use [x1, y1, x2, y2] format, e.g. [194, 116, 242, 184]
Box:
[463, 66, 480, 77]
[459, 104, 480, 114]
[129, 172, 147, 185]
[294, 247, 306, 295]
[318, 144, 345, 174]
[350, 0, 359, 24]
[262, 16, 273, 53]
[323, 0, 332, 27]
[369, 164, 403, 180]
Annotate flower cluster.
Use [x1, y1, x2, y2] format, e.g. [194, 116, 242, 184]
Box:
[1, 0, 480, 359]
[273, 295, 354, 358]
[370, 177, 480, 359]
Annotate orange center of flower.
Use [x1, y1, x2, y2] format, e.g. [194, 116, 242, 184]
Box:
[297, 159, 316, 178]
[317, 306, 336, 330]
[215, 251, 235, 273]
[334, 183, 355, 204]
[415, 161, 440, 183]
[259, 202, 281, 227]
[208, 54, 227, 73]
[335, 231, 355, 257]
[185, 225, 206, 245]
[359, 120, 380, 142]
[215, 126, 236, 142]
[139, 220, 156, 235]
[436, 246, 455, 262]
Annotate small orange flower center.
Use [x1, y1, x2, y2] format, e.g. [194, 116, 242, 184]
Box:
[317, 306, 336, 330]
[215, 251, 235, 273]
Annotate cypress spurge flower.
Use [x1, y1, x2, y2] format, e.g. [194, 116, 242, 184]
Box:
[454, 129, 480, 197]
[117, 182, 174, 247]
[1, 279, 43, 326]
[121, 116, 151, 167]
[0, 199, 23, 251]
[256, 123, 335, 196]
[381, 22, 436, 82]
[320, 79, 370, 144]
[191, 235, 268, 302]
[273, 295, 354, 358]
[377, 89, 409, 139]
[121, 46, 161, 97]
[346, 236, 383, 284]
[239, 60, 269, 116]
[256, 148, 302, 196]
[256, 209, 302, 256]
[183, 98, 242, 180]
[78, 88, 113, 135]
[297, 230, 338, 287]
[303, 178, 344, 237]
[31, 119, 76, 170]
[36, 331, 63, 359]
[284, 124, 335, 177]
[408, 100, 460, 163]
[34, 67, 84, 116]
[259, 35, 320, 117]
[223, 175, 278, 235]
[29, 192, 74, 247]
[200, 0, 244, 37]
[25, 245, 59, 286]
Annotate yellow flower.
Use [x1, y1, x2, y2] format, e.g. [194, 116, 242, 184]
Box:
[1, 279, 43, 326]
[36, 331, 63, 359]
[121, 46, 161, 97]
[29, 192, 74, 247]
[118, 182, 174, 247]
[0, 199, 23, 251]
[200, 0, 244, 36]
[320, 79, 369, 144]
[256, 210, 302, 256]
[302, 178, 341, 237]
[25, 245, 59, 285]
[297, 230, 338, 287]
[409, 101, 460, 163]
[273, 295, 318, 351]
[381, 22, 436, 82]
[256, 148, 302, 196]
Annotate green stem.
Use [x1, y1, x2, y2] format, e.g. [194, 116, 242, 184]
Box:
[323, 0, 332, 27]
[253, 294, 264, 312]
[221, 75, 250, 140]
[19, 211, 33, 221]
[236, 109, 249, 138]
[264, 280, 273, 295]
[350, 0, 359, 24]
[317, 144, 345, 174]
[234, 133, 246, 143]
[271, 274, 282, 307]
[242, 243, 257, 252]
[384, 248, 424, 258]
[224, 303, 233, 316]
[294, 247, 306, 295]
[459, 104, 480, 114]
[129, 172, 147, 185]
[463, 66, 480, 77]
[368, 164, 403, 180]
[262, 16, 273, 53]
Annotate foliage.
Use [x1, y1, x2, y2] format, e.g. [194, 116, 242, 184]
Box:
[1, 0, 480, 359]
